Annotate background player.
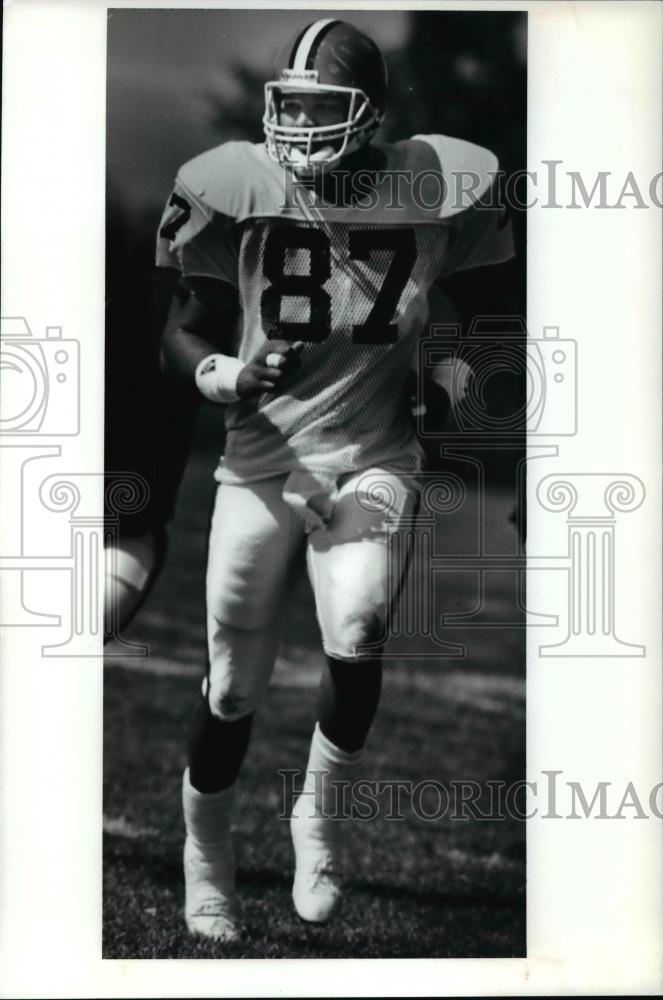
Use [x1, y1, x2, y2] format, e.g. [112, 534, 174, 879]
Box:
[158, 19, 514, 942]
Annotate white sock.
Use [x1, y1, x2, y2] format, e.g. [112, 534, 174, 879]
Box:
[291, 723, 364, 824]
[182, 768, 235, 845]
[182, 768, 238, 939]
[290, 724, 365, 922]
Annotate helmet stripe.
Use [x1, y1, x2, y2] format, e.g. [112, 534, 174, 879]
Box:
[291, 18, 337, 72]
[287, 24, 311, 69]
[305, 19, 341, 70]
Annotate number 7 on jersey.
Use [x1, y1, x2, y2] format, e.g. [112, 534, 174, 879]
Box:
[260, 226, 417, 345]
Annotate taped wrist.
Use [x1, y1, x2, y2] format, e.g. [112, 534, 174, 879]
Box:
[194, 353, 244, 404]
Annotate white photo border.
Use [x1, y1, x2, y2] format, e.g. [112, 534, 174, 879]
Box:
[1, 0, 661, 995]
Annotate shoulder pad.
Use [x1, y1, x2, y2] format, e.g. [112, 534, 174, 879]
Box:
[408, 134, 500, 217]
[177, 141, 284, 221]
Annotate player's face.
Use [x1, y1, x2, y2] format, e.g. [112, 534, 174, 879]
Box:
[279, 91, 348, 129]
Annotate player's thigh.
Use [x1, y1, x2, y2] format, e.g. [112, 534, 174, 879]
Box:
[307, 468, 419, 659]
[206, 476, 304, 629]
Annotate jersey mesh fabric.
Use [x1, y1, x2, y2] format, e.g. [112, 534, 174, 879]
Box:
[155, 138, 515, 489]
[218, 217, 451, 484]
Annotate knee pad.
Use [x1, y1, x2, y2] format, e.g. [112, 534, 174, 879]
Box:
[206, 618, 280, 721]
[321, 605, 387, 662]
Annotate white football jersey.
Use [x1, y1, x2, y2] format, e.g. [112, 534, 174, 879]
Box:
[156, 136, 514, 488]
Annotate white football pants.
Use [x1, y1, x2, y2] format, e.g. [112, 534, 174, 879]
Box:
[204, 468, 419, 721]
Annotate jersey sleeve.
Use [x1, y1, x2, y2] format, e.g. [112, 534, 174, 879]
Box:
[441, 179, 515, 278]
[155, 176, 239, 287]
[410, 133, 515, 279]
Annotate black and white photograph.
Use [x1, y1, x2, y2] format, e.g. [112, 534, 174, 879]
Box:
[103, 8, 526, 959]
[1, 1, 662, 995]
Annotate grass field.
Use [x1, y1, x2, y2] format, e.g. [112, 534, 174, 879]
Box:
[103, 426, 525, 959]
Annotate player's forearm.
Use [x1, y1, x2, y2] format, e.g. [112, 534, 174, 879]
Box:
[160, 278, 240, 383]
[160, 323, 221, 381]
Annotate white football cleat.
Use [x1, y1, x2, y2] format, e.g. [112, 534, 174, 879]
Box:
[291, 816, 344, 923]
[183, 834, 241, 942]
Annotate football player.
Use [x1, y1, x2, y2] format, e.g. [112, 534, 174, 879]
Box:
[157, 18, 514, 942]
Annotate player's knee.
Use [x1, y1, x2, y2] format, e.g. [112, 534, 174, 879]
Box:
[206, 617, 275, 720]
[207, 597, 275, 631]
[323, 605, 386, 661]
[207, 676, 255, 722]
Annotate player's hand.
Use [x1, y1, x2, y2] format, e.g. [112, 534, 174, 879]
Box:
[236, 340, 304, 397]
